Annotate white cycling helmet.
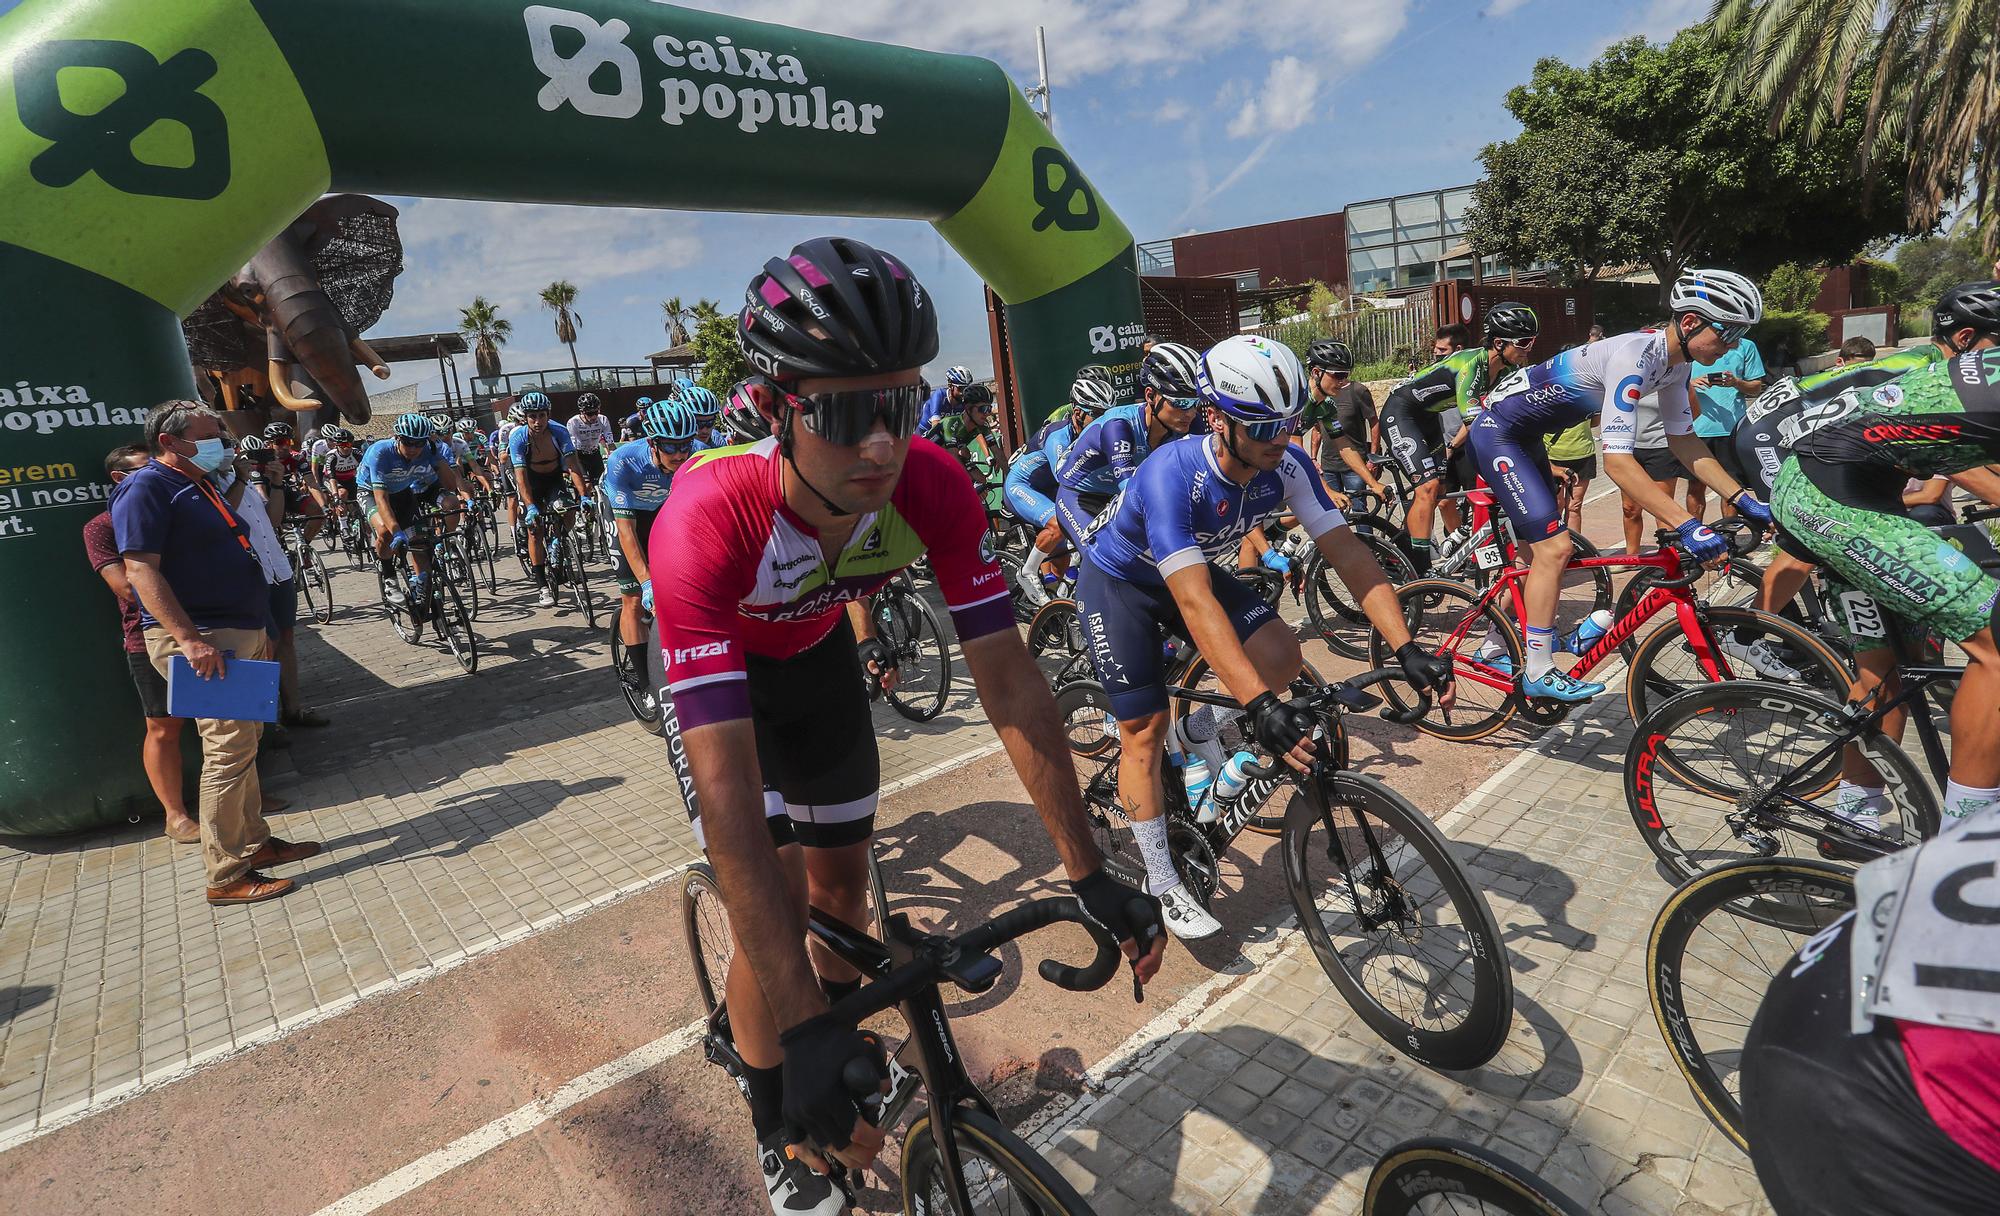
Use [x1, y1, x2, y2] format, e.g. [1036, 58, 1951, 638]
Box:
[1197, 335, 1308, 423]
[1069, 376, 1117, 414]
[945, 365, 973, 387]
[1669, 269, 1764, 328]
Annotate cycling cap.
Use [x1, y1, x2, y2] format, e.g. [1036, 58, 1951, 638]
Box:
[1934, 280, 2000, 338]
[1482, 303, 1540, 341]
[1305, 339, 1354, 372]
[393, 413, 433, 440]
[1670, 269, 1763, 326]
[1076, 363, 1114, 388]
[643, 398, 699, 442]
[1070, 376, 1117, 414]
[725, 378, 774, 441]
[1141, 342, 1203, 397]
[738, 236, 938, 382]
[519, 390, 551, 412]
[945, 365, 973, 386]
[261, 421, 294, 441]
[1198, 335, 1308, 423]
[681, 385, 720, 418]
[576, 392, 601, 410]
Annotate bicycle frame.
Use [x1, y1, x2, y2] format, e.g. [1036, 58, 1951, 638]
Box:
[1751, 665, 1959, 817]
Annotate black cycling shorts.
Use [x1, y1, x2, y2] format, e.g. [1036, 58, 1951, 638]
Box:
[1743, 916, 2000, 1215]
[1633, 445, 1687, 485]
[521, 467, 563, 509]
[577, 450, 606, 483]
[1379, 399, 1448, 487]
[659, 615, 879, 851]
[1075, 556, 1277, 720]
[610, 507, 660, 595]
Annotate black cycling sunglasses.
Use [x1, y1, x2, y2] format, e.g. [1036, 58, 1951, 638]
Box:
[649, 436, 696, 455]
[786, 382, 926, 447]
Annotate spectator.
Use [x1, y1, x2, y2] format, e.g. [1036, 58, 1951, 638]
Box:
[1546, 419, 1597, 536]
[1687, 332, 1767, 521]
[1301, 344, 1385, 499]
[114, 400, 321, 906]
[84, 444, 198, 844]
[1587, 323, 1606, 343]
[232, 437, 329, 746]
[1622, 388, 1687, 555]
[1836, 335, 1878, 366]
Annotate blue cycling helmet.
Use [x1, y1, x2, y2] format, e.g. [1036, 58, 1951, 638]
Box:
[393, 412, 433, 440]
[1197, 335, 1308, 423]
[674, 377, 695, 394]
[519, 390, 551, 413]
[643, 398, 699, 442]
[681, 385, 720, 418]
[635, 395, 654, 410]
[945, 365, 973, 386]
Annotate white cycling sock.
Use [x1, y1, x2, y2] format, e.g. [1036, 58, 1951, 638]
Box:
[1942, 779, 2000, 826]
[1131, 814, 1181, 897]
[1019, 544, 1050, 581]
[1524, 626, 1555, 680]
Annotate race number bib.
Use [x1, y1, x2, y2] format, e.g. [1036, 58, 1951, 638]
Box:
[1837, 590, 1888, 639]
[1776, 386, 1865, 448]
[1488, 368, 1530, 401]
[1744, 376, 1802, 424]
[1853, 805, 2000, 1033]
[1474, 542, 1504, 570]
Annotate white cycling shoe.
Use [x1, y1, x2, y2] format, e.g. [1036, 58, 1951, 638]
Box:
[535, 586, 557, 609]
[1722, 635, 1802, 681]
[1157, 882, 1223, 941]
[759, 1130, 847, 1216]
[1015, 564, 1049, 609]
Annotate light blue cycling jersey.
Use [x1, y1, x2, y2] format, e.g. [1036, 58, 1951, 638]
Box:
[356, 437, 452, 494]
[599, 439, 675, 518]
[1040, 420, 1077, 469]
[1081, 433, 1346, 587]
[508, 419, 575, 465]
[1056, 403, 1151, 497]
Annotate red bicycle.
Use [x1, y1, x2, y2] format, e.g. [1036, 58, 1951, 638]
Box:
[1367, 492, 1850, 740]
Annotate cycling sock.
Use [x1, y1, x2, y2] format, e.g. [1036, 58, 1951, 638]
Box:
[1833, 781, 1887, 822]
[743, 1062, 785, 1140]
[1408, 538, 1432, 576]
[1020, 543, 1051, 578]
[533, 564, 548, 586]
[1941, 779, 2000, 824]
[1524, 626, 1555, 680]
[1131, 814, 1180, 897]
[820, 976, 863, 1005]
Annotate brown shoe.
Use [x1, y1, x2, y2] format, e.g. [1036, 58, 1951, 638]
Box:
[206, 871, 294, 905]
[164, 819, 200, 845]
[248, 837, 323, 867]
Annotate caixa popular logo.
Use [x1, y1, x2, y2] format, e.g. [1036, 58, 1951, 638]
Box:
[524, 5, 888, 135]
[15, 39, 230, 200]
[1088, 326, 1117, 354]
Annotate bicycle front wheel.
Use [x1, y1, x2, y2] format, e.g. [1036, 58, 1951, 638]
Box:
[1305, 529, 1416, 660]
[610, 618, 664, 731]
[1623, 604, 1851, 723]
[569, 534, 598, 626]
[1054, 679, 1119, 760]
[1026, 598, 1090, 690]
[1648, 857, 1854, 1151]
[680, 863, 735, 1017]
[1283, 771, 1513, 1070]
[438, 579, 478, 674]
[1368, 579, 1520, 741]
[881, 590, 951, 722]
[901, 1106, 1093, 1216]
[1364, 1137, 1589, 1216]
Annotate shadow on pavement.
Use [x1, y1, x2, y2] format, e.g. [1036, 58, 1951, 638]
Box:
[307, 774, 625, 882]
[0, 984, 55, 1029]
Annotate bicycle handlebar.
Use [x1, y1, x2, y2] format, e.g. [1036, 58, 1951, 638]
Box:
[1648, 517, 1760, 589]
[1237, 668, 1429, 782]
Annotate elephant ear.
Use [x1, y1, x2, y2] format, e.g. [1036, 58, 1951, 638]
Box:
[300, 194, 403, 337]
[182, 275, 265, 373]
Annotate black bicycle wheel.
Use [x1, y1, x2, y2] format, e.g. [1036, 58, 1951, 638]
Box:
[680, 863, 734, 1016]
[435, 577, 478, 674]
[901, 1106, 1092, 1216]
[1614, 558, 1771, 662]
[1172, 655, 1335, 835]
[380, 569, 419, 644]
[1364, 1137, 1589, 1216]
[1054, 679, 1120, 760]
[610, 617, 664, 732]
[1283, 771, 1513, 1070]
[1625, 681, 1939, 883]
[881, 589, 952, 722]
[437, 538, 480, 623]
[1026, 598, 1090, 689]
[1304, 529, 1417, 660]
[1367, 579, 1521, 742]
[513, 523, 534, 583]
[1649, 858, 1855, 1150]
[569, 529, 599, 627]
[1623, 604, 1854, 724]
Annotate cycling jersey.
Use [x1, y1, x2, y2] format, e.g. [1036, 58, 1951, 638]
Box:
[356, 437, 451, 494]
[1001, 417, 1066, 528]
[1080, 433, 1346, 587]
[600, 439, 675, 518]
[568, 414, 615, 455]
[916, 385, 957, 436]
[1383, 348, 1494, 419]
[653, 436, 1012, 730]
[929, 415, 1003, 511]
[1735, 345, 1949, 498]
[509, 420, 575, 469]
[314, 446, 361, 483]
[1790, 348, 2000, 476]
[1379, 349, 1501, 488]
[1056, 403, 1152, 498]
[495, 421, 521, 464]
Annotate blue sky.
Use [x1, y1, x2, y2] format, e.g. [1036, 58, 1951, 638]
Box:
[2, 0, 1709, 394]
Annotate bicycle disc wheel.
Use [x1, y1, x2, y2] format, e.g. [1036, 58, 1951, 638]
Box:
[1648, 857, 1854, 1150]
[1624, 604, 1852, 724]
[680, 863, 734, 1016]
[610, 619, 664, 731]
[1625, 681, 1938, 883]
[1283, 771, 1513, 1070]
[901, 1106, 1092, 1216]
[1364, 1137, 1589, 1216]
[1368, 579, 1520, 742]
[882, 591, 951, 722]
[1054, 679, 1120, 760]
[1305, 530, 1416, 660]
[1172, 655, 1335, 835]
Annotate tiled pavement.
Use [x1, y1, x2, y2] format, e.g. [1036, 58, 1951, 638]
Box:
[1028, 706, 1775, 1215]
[0, 560, 998, 1149]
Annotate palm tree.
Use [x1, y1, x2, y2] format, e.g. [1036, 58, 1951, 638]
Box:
[660, 296, 695, 347]
[1706, 0, 1999, 253]
[540, 280, 583, 375]
[459, 296, 511, 381]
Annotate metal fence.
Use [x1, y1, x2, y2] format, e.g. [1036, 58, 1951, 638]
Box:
[1247, 293, 1438, 369]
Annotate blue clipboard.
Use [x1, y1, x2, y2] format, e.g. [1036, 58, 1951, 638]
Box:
[167, 655, 281, 722]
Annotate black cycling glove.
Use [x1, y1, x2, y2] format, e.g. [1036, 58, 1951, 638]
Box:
[778, 1013, 885, 1151]
[1072, 868, 1164, 951]
[856, 637, 897, 681]
[1244, 691, 1319, 760]
[1395, 641, 1454, 696]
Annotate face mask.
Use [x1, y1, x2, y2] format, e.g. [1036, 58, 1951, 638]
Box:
[186, 437, 232, 473]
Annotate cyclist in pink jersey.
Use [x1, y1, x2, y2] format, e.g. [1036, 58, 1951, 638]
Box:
[650, 236, 1164, 1216]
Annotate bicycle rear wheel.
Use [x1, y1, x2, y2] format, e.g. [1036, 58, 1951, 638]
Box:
[881, 589, 952, 722]
[610, 618, 664, 732]
[1648, 857, 1854, 1151]
[1624, 681, 1938, 883]
[680, 863, 736, 1017]
[1623, 605, 1851, 723]
[901, 1106, 1092, 1216]
[1368, 579, 1520, 741]
[1364, 1137, 1589, 1216]
[1054, 679, 1119, 760]
[1283, 771, 1513, 1070]
[1305, 528, 1416, 660]
[1026, 598, 1090, 689]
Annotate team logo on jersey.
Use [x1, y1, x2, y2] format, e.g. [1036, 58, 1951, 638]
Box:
[978, 533, 996, 566]
[1491, 455, 1515, 475]
[1613, 375, 1644, 412]
[1872, 384, 1905, 408]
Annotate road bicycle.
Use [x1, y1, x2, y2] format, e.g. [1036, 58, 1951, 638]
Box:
[375, 504, 478, 674]
[1647, 856, 1854, 1150]
[1300, 510, 1419, 660]
[281, 513, 333, 626]
[681, 868, 1129, 1215]
[531, 491, 599, 626]
[1368, 516, 1849, 740]
[1363, 1137, 1589, 1216]
[608, 606, 663, 734]
[865, 570, 952, 722]
[1054, 668, 1515, 1071]
[455, 493, 500, 599]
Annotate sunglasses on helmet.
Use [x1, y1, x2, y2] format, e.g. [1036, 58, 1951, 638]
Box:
[786, 382, 926, 447]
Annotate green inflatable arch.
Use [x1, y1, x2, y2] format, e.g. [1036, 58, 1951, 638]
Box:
[0, 0, 1144, 835]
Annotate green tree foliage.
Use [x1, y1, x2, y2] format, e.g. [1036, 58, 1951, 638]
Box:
[1762, 262, 1825, 311]
[1466, 118, 1669, 284]
[458, 296, 511, 381]
[1893, 227, 1994, 308]
[1467, 28, 1916, 300]
[689, 299, 746, 397]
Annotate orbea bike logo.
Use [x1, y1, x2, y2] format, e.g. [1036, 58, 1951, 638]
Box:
[16, 39, 230, 200]
[524, 6, 888, 136]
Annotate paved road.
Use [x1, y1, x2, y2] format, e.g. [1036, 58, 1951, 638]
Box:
[0, 489, 1777, 1214]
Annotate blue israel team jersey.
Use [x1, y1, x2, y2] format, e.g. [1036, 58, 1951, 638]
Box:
[508, 419, 575, 464]
[1056, 403, 1151, 497]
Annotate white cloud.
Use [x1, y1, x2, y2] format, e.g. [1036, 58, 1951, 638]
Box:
[1154, 98, 1191, 124]
[1484, 0, 1533, 16]
[1619, 0, 1707, 41]
[1176, 132, 1279, 226]
[1225, 56, 1320, 139]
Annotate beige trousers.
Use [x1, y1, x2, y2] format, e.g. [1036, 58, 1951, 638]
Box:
[144, 628, 271, 887]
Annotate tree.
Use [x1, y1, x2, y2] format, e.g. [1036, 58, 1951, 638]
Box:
[1465, 117, 1669, 284]
[1762, 262, 1825, 311]
[660, 296, 695, 346]
[458, 296, 511, 381]
[689, 299, 747, 397]
[1706, 0, 2000, 256]
[539, 280, 582, 375]
[1894, 227, 1994, 306]
[1472, 28, 1917, 302]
